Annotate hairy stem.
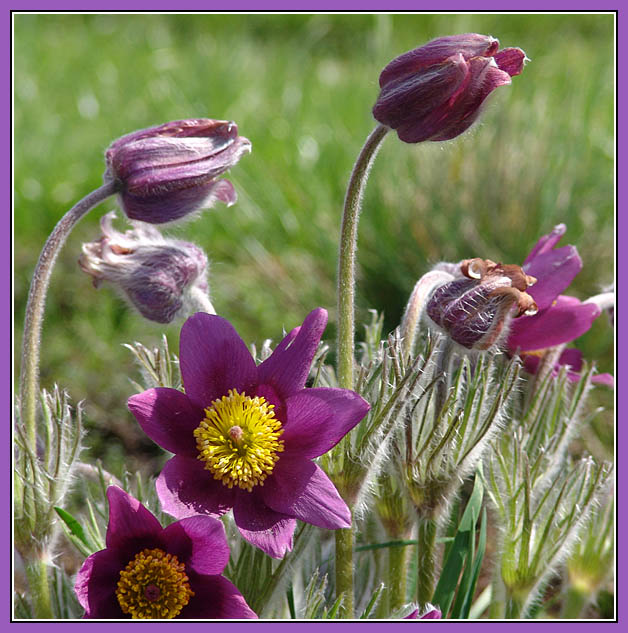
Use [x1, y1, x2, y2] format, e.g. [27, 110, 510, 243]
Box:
[336, 124, 388, 391]
[416, 516, 437, 609]
[24, 559, 54, 619]
[19, 182, 117, 454]
[335, 527, 355, 618]
[387, 541, 410, 613]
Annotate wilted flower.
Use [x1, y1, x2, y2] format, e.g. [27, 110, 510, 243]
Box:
[128, 308, 370, 558]
[74, 486, 256, 619]
[425, 258, 538, 350]
[79, 212, 210, 324]
[507, 224, 613, 385]
[373, 33, 527, 143]
[104, 118, 251, 224]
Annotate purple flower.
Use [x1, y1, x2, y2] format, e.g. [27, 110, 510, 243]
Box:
[74, 486, 256, 619]
[104, 119, 251, 224]
[79, 212, 209, 323]
[128, 308, 370, 558]
[372, 33, 527, 143]
[405, 604, 442, 619]
[508, 224, 613, 386]
[425, 258, 538, 350]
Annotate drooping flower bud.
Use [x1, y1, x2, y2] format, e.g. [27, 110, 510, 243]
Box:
[79, 212, 211, 323]
[104, 118, 251, 224]
[425, 258, 537, 350]
[372, 33, 527, 143]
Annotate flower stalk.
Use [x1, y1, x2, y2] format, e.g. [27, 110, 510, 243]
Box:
[336, 123, 389, 391]
[19, 181, 117, 451]
[416, 516, 437, 609]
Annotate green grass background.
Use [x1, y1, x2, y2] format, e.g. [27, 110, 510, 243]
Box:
[14, 13, 614, 471]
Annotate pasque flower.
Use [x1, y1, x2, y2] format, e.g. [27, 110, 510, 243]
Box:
[373, 33, 527, 143]
[507, 224, 613, 386]
[104, 118, 251, 224]
[425, 257, 538, 350]
[128, 308, 370, 558]
[74, 486, 256, 619]
[79, 212, 210, 323]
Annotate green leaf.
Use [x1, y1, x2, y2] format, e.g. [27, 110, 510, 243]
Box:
[360, 583, 385, 618]
[54, 506, 89, 546]
[432, 474, 484, 616]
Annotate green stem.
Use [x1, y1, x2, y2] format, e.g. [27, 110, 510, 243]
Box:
[19, 182, 117, 453]
[335, 527, 355, 618]
[504, 592, 526, 619]
[560, 586, 588, 619]
[416, 516, 437, 609]
[336, 124, 388, 391]
[25, 559, 54, 619]
[387, 541, 410, 613]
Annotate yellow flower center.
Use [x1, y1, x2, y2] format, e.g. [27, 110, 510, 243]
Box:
[194, 389, 285, 492]
[115, 548, 193, 619]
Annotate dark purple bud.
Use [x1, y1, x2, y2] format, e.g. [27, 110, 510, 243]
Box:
[79, 212, 209, 323]
[104, 119, 251, 224]
[373, 33, 527, 143]
[426, 258, 537, 350]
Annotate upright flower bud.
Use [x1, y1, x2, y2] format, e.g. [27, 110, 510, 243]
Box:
[79, 212, 210, 323]
[104, 118, 251, 224]
[425, 258, 537, 350]
[372, 33, 527, 143]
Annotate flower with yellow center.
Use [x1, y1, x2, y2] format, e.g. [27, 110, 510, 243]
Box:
[74, 486, 257, 619]
[116, 548, 194, 619]
[194, 389, 284, 492]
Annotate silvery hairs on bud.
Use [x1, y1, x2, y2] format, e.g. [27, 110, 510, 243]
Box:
[79, 212, 211, 323]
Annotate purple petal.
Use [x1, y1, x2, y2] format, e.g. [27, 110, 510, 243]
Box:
[494, 47, 527, 76]
[74, 548, 125, 618]
[373, 54, 471, 136]
[156, 455, 236, 519]
[257, 308, 328, 400]
[378, 33, 499, 86]
[127, 388, 203, 457]
[280, 388, 369, 458]
[523, 224, 567, 265]
[558, 348, 584, 371]
[262, 458, 351, 530]
[120, 182, 224, 224]
[209, 179, 237, 206]
[232, 492, 296, 559]
[182, 574, 257, 619]
[424, 57, 512, 142]
[524, 245, 582, 310]
[592, 372, 614, 388]
[179, 312, 257, 410]
[163, 515, 230, 576]
[508, 296, 601, 352]
[105, 486, 162, 550]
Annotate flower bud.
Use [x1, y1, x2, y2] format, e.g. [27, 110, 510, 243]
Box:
[372, 33, 527, 143]
[104, 118, 251, 224]
[79, 212, 210, 323]
[426, 258, 537, 350]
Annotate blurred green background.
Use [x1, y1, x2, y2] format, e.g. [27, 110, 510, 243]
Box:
[14, 13, 614, 472]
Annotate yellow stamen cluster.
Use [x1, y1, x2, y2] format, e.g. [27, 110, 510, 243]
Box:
[194, 389, 285, 491]
[116, 548, 193, 619]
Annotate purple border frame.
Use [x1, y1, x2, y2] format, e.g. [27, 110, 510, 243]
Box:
[7, 3, 621, 631]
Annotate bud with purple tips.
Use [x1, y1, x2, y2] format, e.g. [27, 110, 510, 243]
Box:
[372, 33, 527, 143]
[426, 258, 537, 351]
[104, 118, 251, 224]
[79, 212, 211, 323]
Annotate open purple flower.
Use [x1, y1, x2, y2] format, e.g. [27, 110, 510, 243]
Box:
[372, 33, 527, 143]
[128, 308, 370, 558]
[105, 118, 251, 224]
[507, 224, 613, 386]
[74, 486, 256, 619]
